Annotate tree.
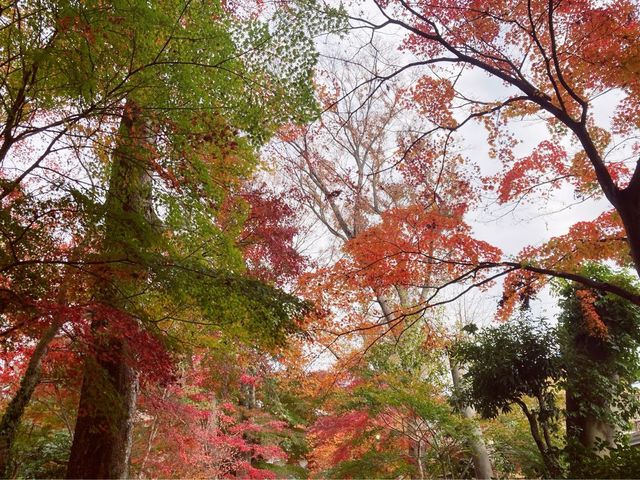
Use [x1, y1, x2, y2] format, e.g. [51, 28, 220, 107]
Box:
[278, 49, 496, 477]
[308, 333, 478, 479]
[129, 345, 306, 479]
[556, 264, 640, 476]
[454, 317, 564, 477]
[0, 0, 342, 476]
[349, 0, 640, 309]
[455, 267, 640, 478]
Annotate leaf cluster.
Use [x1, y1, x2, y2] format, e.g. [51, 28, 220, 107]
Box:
[454, 317, 562, 419]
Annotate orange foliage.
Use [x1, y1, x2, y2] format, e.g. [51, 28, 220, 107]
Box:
[575, 289, 608, 338]
[498, 210, 628, 319]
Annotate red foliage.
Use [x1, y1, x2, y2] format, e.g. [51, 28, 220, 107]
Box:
[576, 289, 608, 338]
[238, 184, 307, 285]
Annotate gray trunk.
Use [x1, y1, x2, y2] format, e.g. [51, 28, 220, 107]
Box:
[449, 355, 494, 479]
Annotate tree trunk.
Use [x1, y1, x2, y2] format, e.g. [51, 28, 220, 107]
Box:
[615, 191, 640, 279]
[137, 389, 165, 479]
[415, 440, 425, 480]
[564, 311, 618, 476]
[0, 319, 61, 477]
[566, 389, 615, 451]
[448, 355, 493, 479]
[67, 100, 155, 479]
[515, 400, 562, 478]
[66, 337, 139, 479]
[406, 415, 425, 479]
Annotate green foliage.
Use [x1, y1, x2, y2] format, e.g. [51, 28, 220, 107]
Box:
[1, 0, 342, 137]
[454, 317, 565, 476]
[0, 0, 337, 352]
[483, 411, 548, 478]
[10, 426, 71, 479]
[323, 449, 414, 480]
[454, 317, 562, 419]
[454, 264, 640, 477]
[570, 443, 640, 478]
[366, 320, 447, 380]
[263, 378, 315, 429]
[258, 460, 310, 479]
[149, 258, 310, 351]
[556, 264, 640, 435]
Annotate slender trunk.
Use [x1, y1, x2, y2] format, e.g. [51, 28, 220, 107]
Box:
[406, 415, 424, 478]
[416, 440, 425, 480]
[515, 400, 561, 478]
[448, 355, 493, 479]
[0, 319, 61, 477]
[138, 407, 159, 478]
[536, 393, 556, 453]
[67, 101, 155, 479]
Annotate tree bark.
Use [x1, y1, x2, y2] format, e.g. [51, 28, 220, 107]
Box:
[566, 389, 615, 452]
[515, 399, 561, 478]
[67, 101, 155, 479]
[66, 338, 139, 479]
[614, 189, 640, 279]
[415, 439, 425, 480]
[565, 335, 617, 475]
[448, 355, 493, 479]
[0, 319, 61, 477]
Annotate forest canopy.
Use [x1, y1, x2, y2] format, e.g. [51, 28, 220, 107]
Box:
[1, 0, 640, 478]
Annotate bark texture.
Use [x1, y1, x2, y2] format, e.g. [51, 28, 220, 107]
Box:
[565, 333, 617, 475]
[67, 101, 155, 479]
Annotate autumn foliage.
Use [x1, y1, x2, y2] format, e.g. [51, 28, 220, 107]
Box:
[2, 0, 640, 478]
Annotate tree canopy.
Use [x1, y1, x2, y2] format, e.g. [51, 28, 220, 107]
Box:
[1, 0, 640, 478]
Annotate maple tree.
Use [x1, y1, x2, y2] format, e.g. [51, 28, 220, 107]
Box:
[129, 345, 306, 479]
[346, 0, 640, 313]
[236, 183, 308, 286]
[276, 52, 497, 478]
[307, 324, 482, 479]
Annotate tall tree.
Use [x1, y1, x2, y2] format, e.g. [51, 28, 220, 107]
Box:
[1, 0, 342, 477]
[65, 100, 157, 478]
[455, 270, 640, 478]
[277, 50, 495, 477]
[349, 0, 640, 308]
[556, 264, 640, 475]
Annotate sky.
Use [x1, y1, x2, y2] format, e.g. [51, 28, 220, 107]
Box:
[297, 0, 626, 328]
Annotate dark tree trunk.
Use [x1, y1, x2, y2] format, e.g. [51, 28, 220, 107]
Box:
[515, 400, 562, 478]
[66, 332, 138, 479]
[67, 101, 155, 479]
[615, 188, 640, 278]
[0, 320, 60, 477]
